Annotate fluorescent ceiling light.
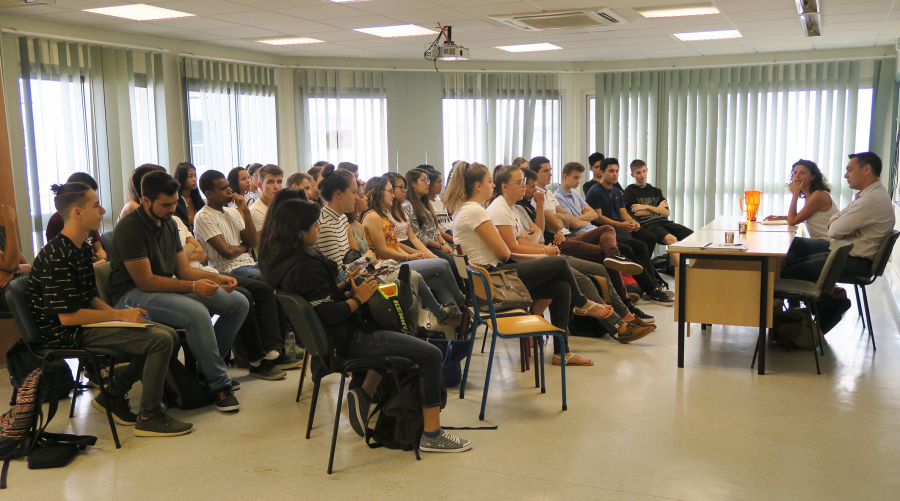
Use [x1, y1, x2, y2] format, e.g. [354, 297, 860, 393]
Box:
[637, 3, 720, 18]
[354, 24, 437, 38]
[673, 29, 742, 41]
[83, 4, 194, 21]
[495, 43, 562, 53]
[255, 36, 324, 46]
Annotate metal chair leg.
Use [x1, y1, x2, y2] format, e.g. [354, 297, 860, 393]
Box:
[533, 336, 540, 388]
[459, 319, 480, 400]
[861, 286, 876, 350]
[480, 327, 489, 353]
[807, 301, 821, 374]
[854, 285, 864, 327]
[296, 350, 310, 402]
[87, 355, 120, 449]
[70, 360, 83, 418]
[479, 333, 499, 421]
[538, 340, 546, 394]
[552, 332, 567, 411]
[306, 380, 320, 439]
[327, 374, 347, 474]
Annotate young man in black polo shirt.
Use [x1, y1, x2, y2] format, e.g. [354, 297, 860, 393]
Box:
[582, 152, 605, 196]
[623, 159, 693, 246]
[110, 171, 248, 412]
[26, 182, 192, 436]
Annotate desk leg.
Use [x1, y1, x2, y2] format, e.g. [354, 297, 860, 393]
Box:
[678, 253, 687, 368]
[757, 257, 769, 375]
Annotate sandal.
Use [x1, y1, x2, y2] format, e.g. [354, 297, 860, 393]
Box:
[552, 353, 594, 366]
[573, 301, 613, 319]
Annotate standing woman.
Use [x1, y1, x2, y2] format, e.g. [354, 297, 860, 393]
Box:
[445, 162, 612, 366]
[404, 168, 456, 272]
[118, 164, 165, 222]
[362, 176, 465, 327]
[227, 167, 255, 208]
[173, 162, 206, 229]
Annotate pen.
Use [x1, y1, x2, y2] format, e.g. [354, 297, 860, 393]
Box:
[126, 305, 152, 321]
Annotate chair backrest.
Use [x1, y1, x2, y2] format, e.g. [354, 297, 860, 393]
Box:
[5, 276, 41, 344]
[451, 254, 469, 284]
[467, 263, 494, 303]
[101, 230, 114, 262]
[94, 262, 113, 305]
[465, 265, 497, 322]
[815, 241, 854, 296]
[869, 230, 900, 279]
[274, 290, 329, 358]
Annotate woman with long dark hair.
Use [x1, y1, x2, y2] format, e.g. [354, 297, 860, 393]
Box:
[404, 168, 456, 273]
[227, 167, 256, 208]
[173, 162, 206, 228]
[118, 164, 165, 222]
[347, 180, 376, 263]
[259, 199, 472, 452]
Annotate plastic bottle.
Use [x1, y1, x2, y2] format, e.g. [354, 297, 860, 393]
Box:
[339, 256, 370, 281]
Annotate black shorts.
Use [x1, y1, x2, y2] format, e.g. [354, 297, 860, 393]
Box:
[641, 219, 693, 244]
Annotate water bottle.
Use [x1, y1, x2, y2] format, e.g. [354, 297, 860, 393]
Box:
[339, 256, 370, 281]
[285, 331, 298, 359]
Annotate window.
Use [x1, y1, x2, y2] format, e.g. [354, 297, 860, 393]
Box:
[442, 97, 561, 178]
[133, 76, 158, 166]
[187, 86, 277, 179]
[306, 96, 388, 180]
[19, 75, 95, 251]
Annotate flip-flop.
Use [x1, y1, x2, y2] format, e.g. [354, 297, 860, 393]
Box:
[573, 301, 613, 319]
[552, 354, 594, 366]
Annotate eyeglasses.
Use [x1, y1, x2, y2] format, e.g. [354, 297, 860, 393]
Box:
[383, 189, 393, 193]
[513, 179, 526, 186]
[394, 185, 408, 191]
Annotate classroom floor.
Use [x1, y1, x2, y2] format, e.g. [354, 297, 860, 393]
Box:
[3, 275, 900, 501]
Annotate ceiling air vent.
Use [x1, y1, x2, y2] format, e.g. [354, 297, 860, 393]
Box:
[490, 8, 628, 31]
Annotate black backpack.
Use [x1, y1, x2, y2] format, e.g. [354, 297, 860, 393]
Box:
[6, 341, 75, 406]
[361, 265, 418, 336]
[162, 356, 214, 410]
[365, 369, 447, 451]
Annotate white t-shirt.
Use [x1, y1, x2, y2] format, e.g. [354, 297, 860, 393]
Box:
[194, 205, 256, 273]
[245, 191, 260, 207]
[431, 198, 452, 232]
[389, 213, 410, 242]
[249, 198, 268, 232]
[452, 201, 502, 267]
[534, 186, 570, 236]
[487, 197, 525, 239]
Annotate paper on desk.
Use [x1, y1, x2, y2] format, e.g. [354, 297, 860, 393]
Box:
[83, 321, 150, 328]
[758, 219, 788, 225]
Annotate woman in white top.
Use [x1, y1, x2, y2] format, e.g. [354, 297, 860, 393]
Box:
[764, 160, 839, 267]
[446, 162, 611, 366]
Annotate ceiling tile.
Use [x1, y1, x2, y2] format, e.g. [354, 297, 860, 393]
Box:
[257, 20, 345, 35]
[155, 30, 230, 41]
[8, 4, 69, 16]
[152, 0, 257, 16]
[725, 10, 801, 22]
[716, 0, 800, 14]
[199, 26, 287, 39]
[152, 17, 243, 30]
[459, 2, 542, 18]
[35, 11, 127, 25]
[111, 21, 185, 34]
[347, 0, 446, 14]
[52, 0, 128, 9]
[315, 15, 406, 30]
[225, 0, 321, 7]
[389, 9, 476, 24]
[272, 4, 364, 21]
[209, 10, 306, 25]
[827, 1, 893, 15]
[751, 41, 814, 52]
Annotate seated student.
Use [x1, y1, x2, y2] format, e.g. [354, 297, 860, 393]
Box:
[259, 199, 472, 452]
[446, 162, 614, 366]
[404, 168, 455, 270]
[315, 166, 357, 264]
[29, 182, 191, 436]
[623, 160, 693, 246]
[173, 162, 206, 229]
[764, 159, 838, 263]
[308, 165, 329, 208]
[427, 164, 454, 241]
[244, 163, 263, 206]
[489, 166, 654, 343]
[362, 176, 464, 327]
[584, 158, 673, 305]
[348, 180, 378, 263]
[110, 171, 247, 412]
[337, 161, 359, 180]
[286, 172, 314, 198]
[782, 152, 895, 282]
[0, 204, 31, 312]
[582, 152, 605, 196]
[517, 167, 656, 326]
[118, 164, 165, 222]
[227, 166, 254, 209]
[249, 164, 283, 232]
[45, 172, 107, 264]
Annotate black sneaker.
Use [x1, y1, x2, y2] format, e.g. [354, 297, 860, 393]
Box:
[134, 412, 194, 437]
[650, 289, 675, 307]
[249, 360, 287, 380]
[92, 391, 137, 426]
[346, 388, 371, 438]
[230, 380, 241, 391]
[629, 306, 655, 324]
[603, 254, 644, 275]
[214, 386, 240, 412]
[273, 352, 303, 370]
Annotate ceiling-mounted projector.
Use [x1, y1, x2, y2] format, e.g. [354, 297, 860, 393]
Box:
[425, 25, 469, 71]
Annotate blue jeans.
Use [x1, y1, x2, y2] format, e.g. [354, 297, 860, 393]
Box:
[116, 287, 249, 392]
[405, 258, 465, 307]
[231, 264, 263, 281]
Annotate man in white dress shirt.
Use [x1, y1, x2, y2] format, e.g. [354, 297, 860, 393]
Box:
[782, 152, 895, 282]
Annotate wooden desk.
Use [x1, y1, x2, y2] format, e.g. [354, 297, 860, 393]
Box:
[702, 215, 799, 233]
[668, 227, 796, 375]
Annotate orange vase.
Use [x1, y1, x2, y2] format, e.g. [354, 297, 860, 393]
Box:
[740, 190, 762, 221]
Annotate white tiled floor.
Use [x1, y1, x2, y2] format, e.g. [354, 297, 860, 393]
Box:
[3, 278, 900, 500]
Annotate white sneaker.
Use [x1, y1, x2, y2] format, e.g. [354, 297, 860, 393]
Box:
[419, 429, 473, 453]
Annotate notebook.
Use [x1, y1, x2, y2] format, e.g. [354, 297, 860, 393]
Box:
[758, 219, 788, 225]
[705, 243, 749, 251]
[668, 241, 712, 250]
[83, 321, 150, 328]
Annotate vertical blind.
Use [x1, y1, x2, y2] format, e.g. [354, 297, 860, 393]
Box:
[3, 34, 166, 254]
[443, 73, 560, 175]
[183, 58, 278, 178]
[595, 61, 875, 230]
[295, 69, 388, 179]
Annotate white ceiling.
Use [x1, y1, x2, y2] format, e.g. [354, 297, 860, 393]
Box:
[2, 0, 899, 62]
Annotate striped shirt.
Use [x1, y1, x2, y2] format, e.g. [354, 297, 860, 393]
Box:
[316, 205, 349, 265]
[26, 234, 98, 348]
[194, 205, 256, 273]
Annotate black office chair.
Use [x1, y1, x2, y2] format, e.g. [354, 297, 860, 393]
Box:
[768, 242, 854, 374]
[839, 230, 900, 351]
[5, 276, 128, 449]
[100, 230, 114, 263]
[274, 290, 420, 474]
